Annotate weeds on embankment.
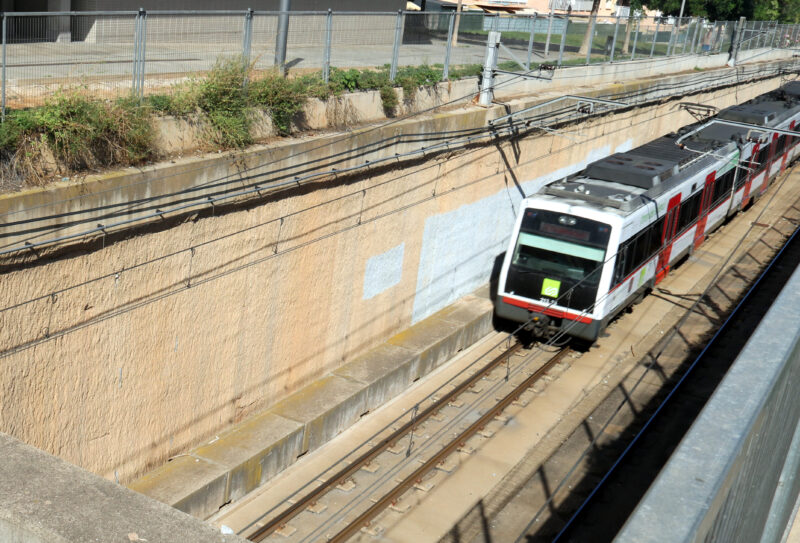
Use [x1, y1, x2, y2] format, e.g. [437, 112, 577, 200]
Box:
[0, 58, 487, 188]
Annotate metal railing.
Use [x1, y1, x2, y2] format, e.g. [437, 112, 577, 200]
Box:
[0, 10, 796, 119]
[617, 235, 800, 543]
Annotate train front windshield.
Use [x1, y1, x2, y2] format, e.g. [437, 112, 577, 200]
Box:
[505, 209, 611, 312]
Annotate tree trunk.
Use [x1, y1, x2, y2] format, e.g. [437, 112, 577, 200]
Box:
[622, 15, 633, 54]
[578, 0, 602, 55]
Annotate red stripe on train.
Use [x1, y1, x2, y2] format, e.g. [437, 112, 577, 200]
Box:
[502, 296, 593, 324]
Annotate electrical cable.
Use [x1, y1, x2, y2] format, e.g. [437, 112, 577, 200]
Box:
[1, 59, 792, 258]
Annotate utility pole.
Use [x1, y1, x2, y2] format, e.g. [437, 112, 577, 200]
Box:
[451, 0, 463, 47]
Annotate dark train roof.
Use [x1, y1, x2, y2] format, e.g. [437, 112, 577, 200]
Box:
[542, 135, 730, 213]
[718, 85, 800, 127]
[537, 82, 800, 215]
[584, 136, 717, 190]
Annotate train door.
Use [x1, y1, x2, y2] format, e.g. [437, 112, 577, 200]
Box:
[781, 121, 795, 171]
[763, 133, 779, 193]
[656, 194, 682, 283]
[694, 171, 716, 250]
[742, 143, 759, 208]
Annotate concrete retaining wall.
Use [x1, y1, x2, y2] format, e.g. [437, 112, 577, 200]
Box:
[0, 57, 792, 489]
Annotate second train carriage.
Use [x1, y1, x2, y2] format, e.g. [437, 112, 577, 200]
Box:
[495, 83, 800, 342]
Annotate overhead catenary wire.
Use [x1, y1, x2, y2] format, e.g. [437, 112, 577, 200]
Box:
[0, 59, 793, 261]
[0, 55, 793, 242]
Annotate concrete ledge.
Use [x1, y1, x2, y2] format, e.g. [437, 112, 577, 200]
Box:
[128, 455, 230, 520]
[271, 374, 370, 455]
[0, 432, 243, 543]
[130, 292, 495, 520]
[194, 413, 304, 505]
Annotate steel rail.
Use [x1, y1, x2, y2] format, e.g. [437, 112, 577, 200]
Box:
[328, 347, 571, 543]
[246, 341, 525, 541]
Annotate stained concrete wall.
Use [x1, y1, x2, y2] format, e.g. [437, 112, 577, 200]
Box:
[0, 63, 790, 487]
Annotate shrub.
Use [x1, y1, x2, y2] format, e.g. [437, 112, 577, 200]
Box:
[249, 74, 309, 136]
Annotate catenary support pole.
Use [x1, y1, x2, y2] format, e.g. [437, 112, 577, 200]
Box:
[479, 31, 500, 106]
[275, 0, 290, 76]
[323, 8, 332, 82]
[390, 9, 402, 81]
[443, 11, 455, 80]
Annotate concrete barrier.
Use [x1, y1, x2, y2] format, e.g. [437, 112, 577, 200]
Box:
[0, 432, 244, 543]
[617, 246, 800, 542]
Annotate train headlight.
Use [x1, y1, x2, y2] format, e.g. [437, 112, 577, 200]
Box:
[558, 215, 577, 226]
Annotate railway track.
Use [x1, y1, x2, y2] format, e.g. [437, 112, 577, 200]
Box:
[241, 340, 570, 542]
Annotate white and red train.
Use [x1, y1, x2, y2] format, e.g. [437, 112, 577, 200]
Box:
[495, 82, 800, 342]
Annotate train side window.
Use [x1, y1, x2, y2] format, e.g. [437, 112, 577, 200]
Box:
[712, 169, 734, 205]
[777, 135, 787, 154]
[734, 165, 746, 189]
[678, 192, 701, 232]
[649, 217, 665, 255]
[631, 229, 650, 270]
[614, 240, 631, 284]
[757, 146, 770, 171]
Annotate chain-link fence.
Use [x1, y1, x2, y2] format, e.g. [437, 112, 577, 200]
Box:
[2, 10, 798, 116]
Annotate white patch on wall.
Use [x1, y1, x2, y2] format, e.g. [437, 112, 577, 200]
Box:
[363, 243, 405, 300]
[411, 144, 612, 324]
[615, 138, 635, 153]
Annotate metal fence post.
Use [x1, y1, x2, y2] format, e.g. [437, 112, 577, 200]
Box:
[557, 14, 568, 65]
[610, 15, 620, 61]
[526, 14, 536, 70]
[631, 17, 639, 60]
[242, 8, 253, 88]
[681, 18, 689, 53]
[690, 18, 701, 54]
[443, 11, 455, 80]
[132, 9, 140, 97]
[651, 19, 660, 57]
[2, 13, 6, 123]
[138, 9, 147, 98]
[544, 8, 554, 56]
[390, 9, 402, 82]
[479, 31, 500, 106]
[275, 0, 290, 76]
[730, 16, 746, 66]
[667, 21, 677, 56]
[323, 8, 332, 82]
[586, 14, 597, 64]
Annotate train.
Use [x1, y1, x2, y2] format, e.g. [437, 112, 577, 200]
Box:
[495, 82, 800, 343]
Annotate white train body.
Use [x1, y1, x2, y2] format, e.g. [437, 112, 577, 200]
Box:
[496, 83, 800, 342]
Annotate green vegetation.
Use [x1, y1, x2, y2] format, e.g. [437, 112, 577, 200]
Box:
[0, 58, 488, 186]
[0, 89, 154, 184]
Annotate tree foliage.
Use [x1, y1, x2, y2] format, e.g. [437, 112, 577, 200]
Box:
[642, 0, 800, 22]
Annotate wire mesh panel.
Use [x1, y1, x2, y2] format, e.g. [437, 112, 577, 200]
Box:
[141, 12, 245, 96]
[447, 12, 494, 73]
[491, 14, 535, 72]
[395, 11, 452, 72]
[275, 12, 327, 71]
[324, 12, 397, 71]
[5, 13, 138, 109]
